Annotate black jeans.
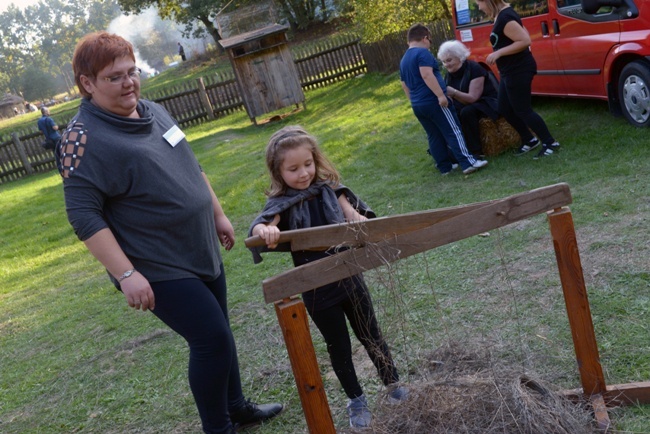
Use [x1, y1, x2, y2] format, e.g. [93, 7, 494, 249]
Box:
[150, 265, 244, 434]
[498, 71, 555, 146]
[308, 280, 399, 399]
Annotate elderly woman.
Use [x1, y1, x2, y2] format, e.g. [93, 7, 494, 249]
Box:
[57, 32, 282, 434]
[438, 40, 499, 158]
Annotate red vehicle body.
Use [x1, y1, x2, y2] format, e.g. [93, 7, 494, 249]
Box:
[450, 0, 650, 127]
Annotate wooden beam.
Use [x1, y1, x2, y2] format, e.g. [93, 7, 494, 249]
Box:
[590, 394, 611, 431]
[563, 381, 650, 406]
[548, 208, 606, 396]
[274, 298, 335, 434]
[245, 200, 494, 251]
[261, 183, 572, 303]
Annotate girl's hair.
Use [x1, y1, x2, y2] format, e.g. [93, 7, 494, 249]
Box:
[265, 125, 340, 197]
[73, 32, 136, 98]
[478, 0, 509, 19]
[438, 40, 471, 63]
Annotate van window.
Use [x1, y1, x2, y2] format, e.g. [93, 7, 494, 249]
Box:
[515, 0, 549, 18]
[454, 0, 549, 27]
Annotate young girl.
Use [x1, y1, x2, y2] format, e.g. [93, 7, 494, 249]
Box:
[248, 125, 408, 428]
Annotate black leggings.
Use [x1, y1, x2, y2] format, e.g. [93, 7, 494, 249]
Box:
[498, 71, 555, 146]
[150, 265, 244, 434]
[308, 283, 399, 399]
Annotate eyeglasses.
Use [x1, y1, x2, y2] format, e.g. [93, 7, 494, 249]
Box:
[101, 68, 142, 85]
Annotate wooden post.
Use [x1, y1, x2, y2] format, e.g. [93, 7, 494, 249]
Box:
[12, 132, 34, 176]
[547, 207, 606, 395]
[274, 298, 335, 434]
[196, 77, 216, 120]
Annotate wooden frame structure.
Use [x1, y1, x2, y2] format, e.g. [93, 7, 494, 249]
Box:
[245, 183, 650, 433]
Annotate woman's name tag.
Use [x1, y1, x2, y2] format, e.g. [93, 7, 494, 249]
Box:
[163, 125, 185, 147]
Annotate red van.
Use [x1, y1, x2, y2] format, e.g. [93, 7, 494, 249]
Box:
[451, 0, 650, 127]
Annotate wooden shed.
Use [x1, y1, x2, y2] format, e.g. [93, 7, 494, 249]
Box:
[219, 24, 305, 124]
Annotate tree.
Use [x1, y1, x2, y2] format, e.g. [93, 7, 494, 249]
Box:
[347, 0, 451, 42]
[20, 66, 57, 101]
[0, 0, 123, 98]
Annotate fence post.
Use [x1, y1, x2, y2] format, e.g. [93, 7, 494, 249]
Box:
[196, 77, 216, 120]
[12, 132, 34, 176]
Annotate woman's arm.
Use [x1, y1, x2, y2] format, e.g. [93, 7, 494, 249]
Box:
[201, 172, 235, 251]
[251, 214, 281, 248]
[448, 75, 485, 104]
[83, 228, 154, 311]
[486, 21, 531, 66]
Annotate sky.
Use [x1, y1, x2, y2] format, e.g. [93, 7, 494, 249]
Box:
[0, 0, 41, 13]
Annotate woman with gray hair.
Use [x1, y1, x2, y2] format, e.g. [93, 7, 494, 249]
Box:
[438, 39, 499, 158]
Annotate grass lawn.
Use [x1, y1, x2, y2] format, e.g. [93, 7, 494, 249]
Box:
[1, 71, 648, 433]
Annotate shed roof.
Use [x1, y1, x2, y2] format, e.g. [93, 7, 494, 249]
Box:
[0, 93, 24, 107]
[219, 24, 288, 50]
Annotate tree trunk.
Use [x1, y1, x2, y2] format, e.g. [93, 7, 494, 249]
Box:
[198, 14, 224, 52]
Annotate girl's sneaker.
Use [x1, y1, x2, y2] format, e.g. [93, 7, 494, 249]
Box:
[347, 394, 372, 428]
[387, 385, 410, 404]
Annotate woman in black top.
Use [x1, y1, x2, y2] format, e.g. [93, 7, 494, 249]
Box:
[476, 0, 560, 158]
[439, 40, 499, 158]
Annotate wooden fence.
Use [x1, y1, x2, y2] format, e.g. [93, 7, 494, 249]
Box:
[0, 23, 454, 185]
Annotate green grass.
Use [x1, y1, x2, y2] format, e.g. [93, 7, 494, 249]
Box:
[1, 72, 649, 433]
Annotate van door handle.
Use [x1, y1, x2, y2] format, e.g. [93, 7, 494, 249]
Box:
[541, 21, 549, 36]
[552, 19, 560, 35]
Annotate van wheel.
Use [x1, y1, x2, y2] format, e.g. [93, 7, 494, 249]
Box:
[619, 61, 650, 127]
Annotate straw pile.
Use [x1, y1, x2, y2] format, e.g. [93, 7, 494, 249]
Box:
[353, 342, 598, 434]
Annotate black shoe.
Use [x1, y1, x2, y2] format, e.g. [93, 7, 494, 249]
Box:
[515, 138, 540, 155]
[230, 399, 283, 428]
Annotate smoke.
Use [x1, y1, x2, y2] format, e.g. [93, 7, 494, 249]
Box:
[108, 8, 162, 74]
[107, 7, 210, 75]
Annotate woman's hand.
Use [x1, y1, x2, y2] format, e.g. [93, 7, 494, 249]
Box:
[486, 51, 500, 66]
[121, 271, 155, 311]
[215, 214, 235, 251]
[252, 223, 281, 249]
[447, 86, 458, 99]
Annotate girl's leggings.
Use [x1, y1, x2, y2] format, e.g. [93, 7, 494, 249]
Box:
[150, 265, 244, 434]
[309, 282, 399, 399]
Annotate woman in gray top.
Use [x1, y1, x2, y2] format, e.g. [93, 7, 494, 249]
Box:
[58, 31, 282, 434]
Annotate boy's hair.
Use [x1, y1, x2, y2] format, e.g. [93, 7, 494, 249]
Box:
[407, 23, 431, 42]
[73, 31, 136, 98]
[265, 125, 340, 197]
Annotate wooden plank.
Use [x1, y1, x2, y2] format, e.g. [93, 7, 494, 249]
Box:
[590, 394, 611, 431]
[275, 298, 335, 434]
[261, 183, 572, 303]
[563, 381, 650, 406]
[548, 208, 606, 396]
[245, 200, 494, 250]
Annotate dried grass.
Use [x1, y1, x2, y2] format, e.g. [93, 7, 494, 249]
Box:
[350, 342, 598, 434]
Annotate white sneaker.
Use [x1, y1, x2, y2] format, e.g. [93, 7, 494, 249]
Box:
[463, 159, 488, 174]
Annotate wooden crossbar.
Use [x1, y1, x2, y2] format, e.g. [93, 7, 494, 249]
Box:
[247, 183, 572, 303]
